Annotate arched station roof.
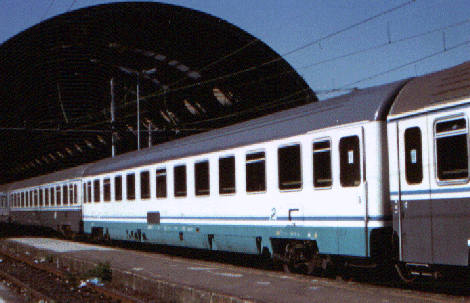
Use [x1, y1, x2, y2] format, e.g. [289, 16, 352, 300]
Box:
[0, 2, 316, 185]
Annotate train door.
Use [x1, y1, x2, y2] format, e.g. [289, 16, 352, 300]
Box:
[428, 113, 470, 266]
[397, 116, 433, 264]
[336, 126, 368, 256]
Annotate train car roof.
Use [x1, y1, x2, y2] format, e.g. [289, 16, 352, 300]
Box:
[84, 80, 407, 177]
[7, 165, 90, 192]
[389, 60, 470, 118]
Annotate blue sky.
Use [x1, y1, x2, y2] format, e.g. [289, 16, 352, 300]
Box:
[1, 0, 469, 99]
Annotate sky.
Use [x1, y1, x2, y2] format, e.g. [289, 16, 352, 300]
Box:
[1, 0, 469, 100]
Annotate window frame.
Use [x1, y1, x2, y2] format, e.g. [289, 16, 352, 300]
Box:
[156, 168, 167, 199]
[219, 155, 236, 195]
[126, 173, 136, 201]
[195, 160, 210, 197]
[246, 150, 267, 194]
[313, 138, 333, 189]
[434, 115, 469, 185]
[63, 184, 69, 205]
[404, 127, 424, 185]
[174, 164, 187, 198]
[277, 143, 302, 191]
[140, 170, 151, 200]
[103, 178, 111, 202]
[339, 135, 361, 187]
[93, 179, 100, 203]
[115, 175, 123, 202]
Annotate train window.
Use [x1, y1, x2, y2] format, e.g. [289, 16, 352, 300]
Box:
[87, 181, 92, 203]
[56, 186, 62, 206]
[435, 118, 469, 181]
[93, 180, 100, 203]
[313, 140, 332, 188]
[195, 161, 210, 196]
[278, 144, 302, 190]
[246, 151, 266, 193]
[50, 188, 55, 206]
[36, 189, 40, 206]
[73, 185, 78, 204]
[103, 178, 111, 202]
[174, 165, 187, 197]
[21, 192, 24, 207]
[405, 127, 423, 184]
[339, 136, 361, 187]
[156, 168, 167, 198]
[141, 171, 150, 199]
[115, 175, 122, 201]
[39, 189, 43, 207]
[127, 173, 136, 200]
[83, 183, 87, 203]
[69, 185, 74, 205]
[219, 156, 235, 195]
[63, 185, 69, 205]
[45, 188, 49, 206]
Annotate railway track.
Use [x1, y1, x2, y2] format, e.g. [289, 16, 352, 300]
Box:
[0, 247, 146, 302]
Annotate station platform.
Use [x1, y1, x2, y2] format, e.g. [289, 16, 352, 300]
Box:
[0, 238, 448, 303]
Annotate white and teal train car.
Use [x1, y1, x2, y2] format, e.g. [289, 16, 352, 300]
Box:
[78, 79, 406, 271]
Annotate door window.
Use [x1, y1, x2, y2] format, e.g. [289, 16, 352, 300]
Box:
[339, 136, 361, 187]
[404, 127, 423, 184]
[435, 117, 469, 182]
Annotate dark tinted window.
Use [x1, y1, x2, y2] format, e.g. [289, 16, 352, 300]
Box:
[57, 186, 62, 205]
[195, 161, 210, 196]
[63, 185, 68, 205]
[87, 181, 92, 203]
[219, 156, 235, 194]
[104, 178, 111, 202]
[127, 174, 136, 200]
[246, 152, 266, 193]
[278, 145, 302, 190]
[39, 189, 44, 206]
[405, 127, 423, 184]
[435, 118, 468, 181]
[339, 136, 361, 187]
[73, 185, 78, 204]
[174, 165, 187, 197]
[115, 176, 122, 201]
[313, 140, 332, 188]
[45, 188, 49, 206]
[141, 171, 150, 199]
[51, 188, 55, 206]
[156, 169, 167, 198]
[93, 180, 100, 203]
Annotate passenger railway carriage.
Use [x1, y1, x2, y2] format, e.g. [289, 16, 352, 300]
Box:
[4, 61, 470, 277]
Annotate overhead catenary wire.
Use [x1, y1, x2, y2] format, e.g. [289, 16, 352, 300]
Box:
[342, 40, 470, 88]
[156, 0, 417, 98]
[234, 17, 470, 91]
[40, 0, 56, 21]
[9, 2, 462, 141]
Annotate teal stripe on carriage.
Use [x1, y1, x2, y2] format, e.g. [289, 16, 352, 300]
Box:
[84, 220, 373, 257]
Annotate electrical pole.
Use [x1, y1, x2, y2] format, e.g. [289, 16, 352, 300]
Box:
[137, 77, 140, 150]
[110, 78, 116, 158]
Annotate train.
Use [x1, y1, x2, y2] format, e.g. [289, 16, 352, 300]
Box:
[1, 60, 470, 279]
